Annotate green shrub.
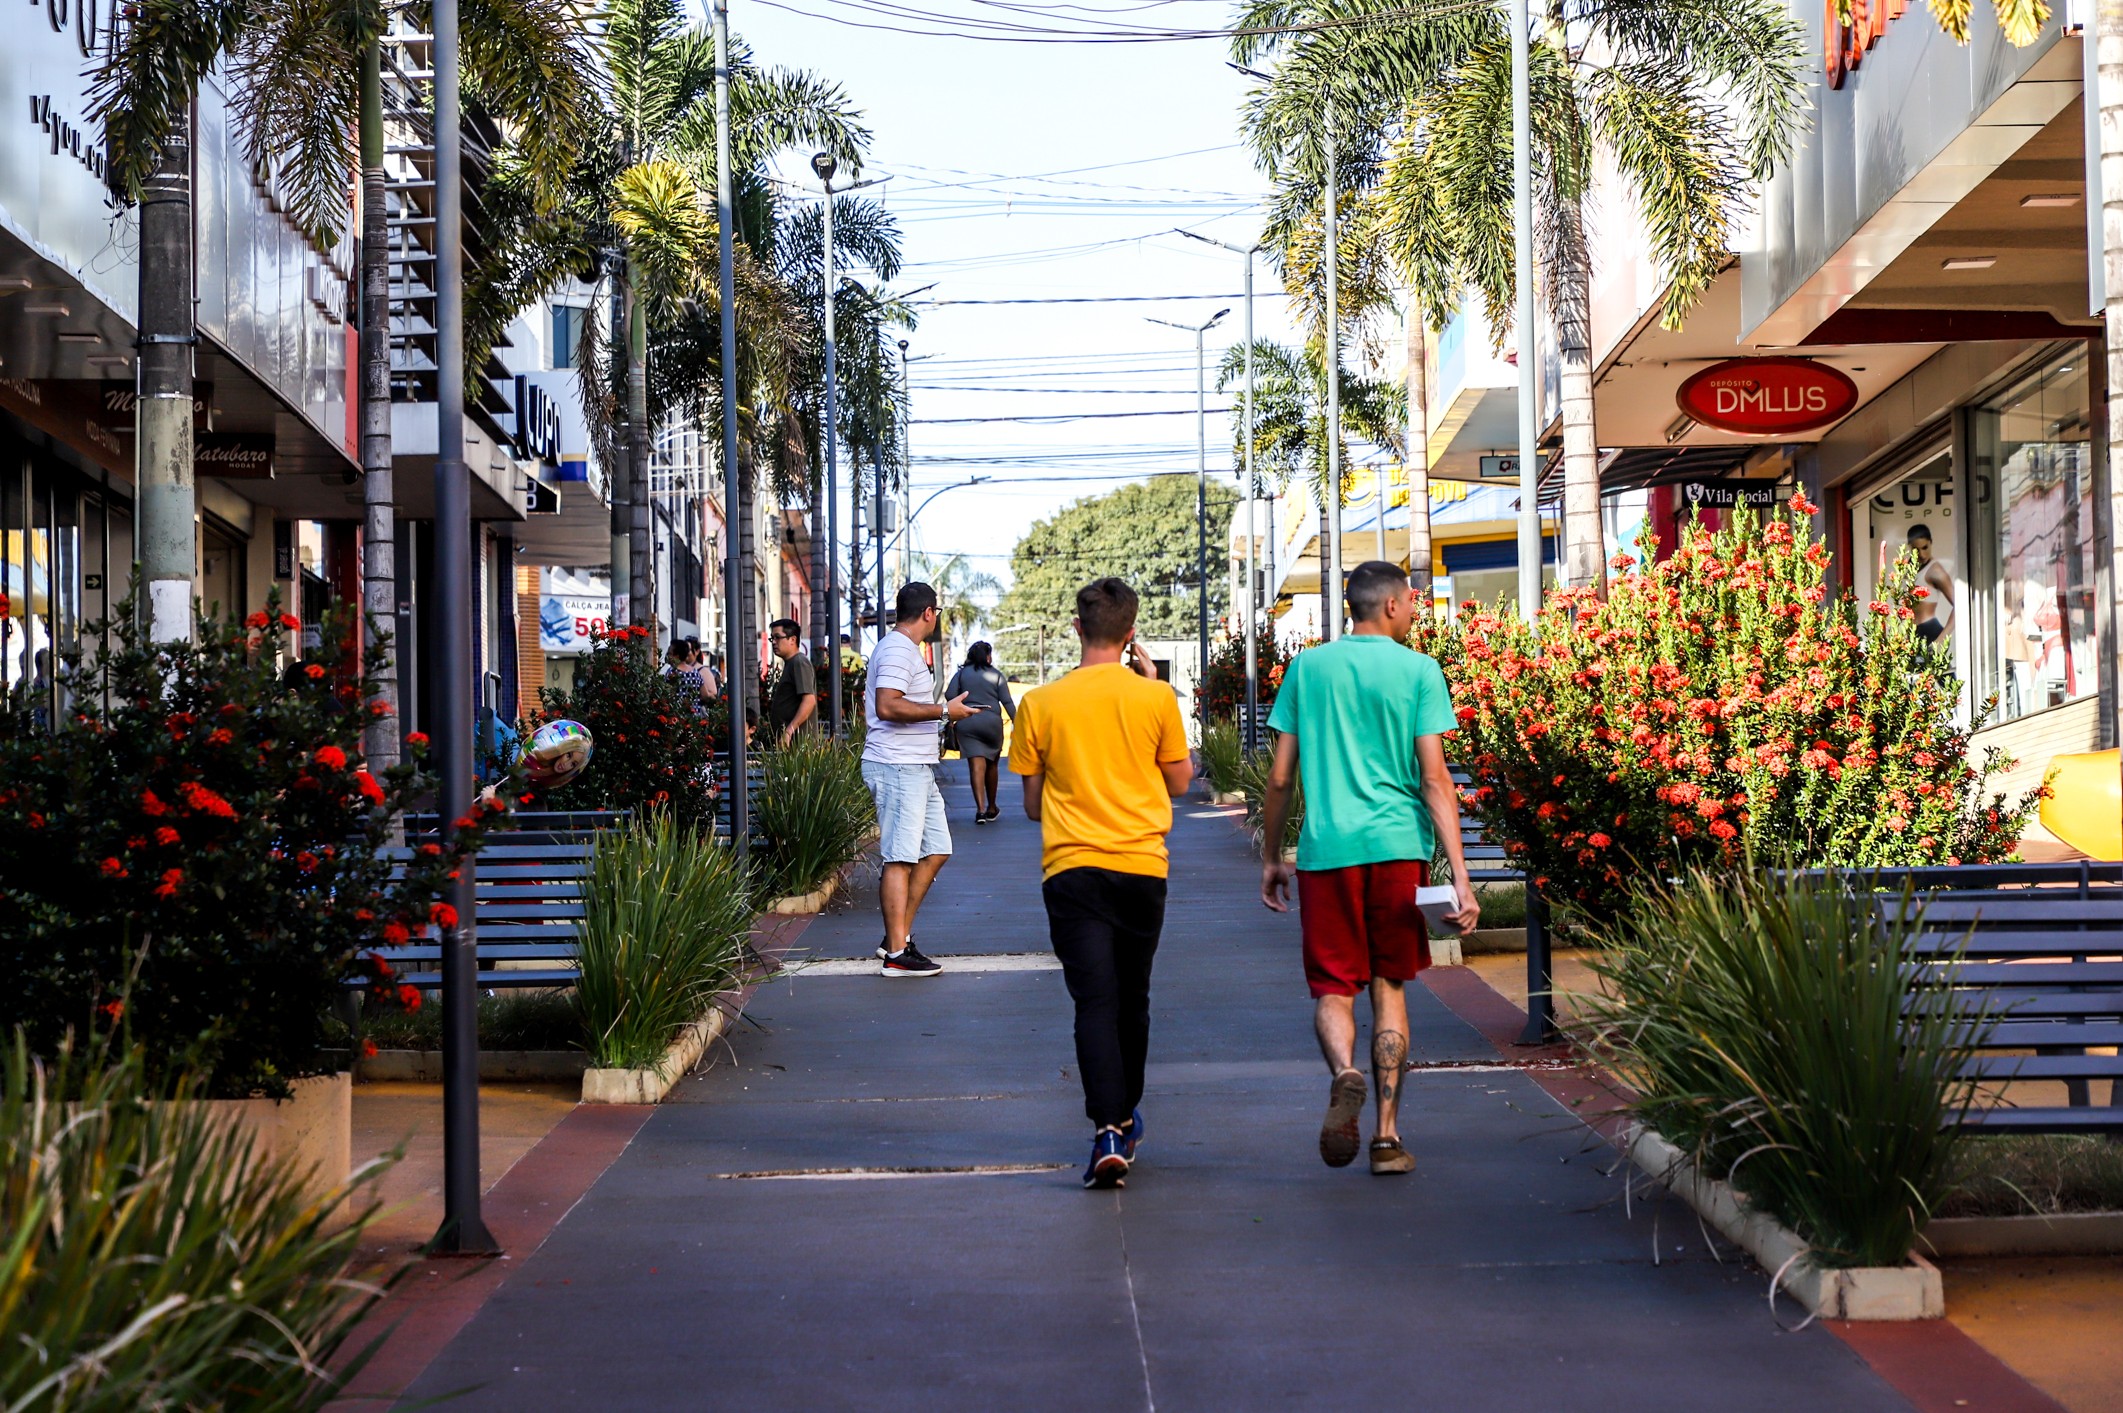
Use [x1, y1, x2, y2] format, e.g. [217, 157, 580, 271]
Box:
[1199, 720, 1246, 795]
[332, 990, 581, 1055]
[536, 625, 725, 834]
[755, 735, 874, 898]
[1581, 868, 1988, 1267]
[0, 1030, 387, 1410]
[1475, 882, 1526, 929]
[577, 814, 754, 1070]
[1938, 1136, 2123, 1219]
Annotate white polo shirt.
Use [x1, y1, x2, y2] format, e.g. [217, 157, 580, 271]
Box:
[863, 629, 941, 765]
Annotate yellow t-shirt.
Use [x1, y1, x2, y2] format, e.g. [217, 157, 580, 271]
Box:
[1009, 663, 1191, 880]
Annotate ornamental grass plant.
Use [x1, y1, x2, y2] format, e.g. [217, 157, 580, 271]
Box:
[753, 735, 874, 899]
[1410, 501, 2041, 924]
[0, 1029, 388, 1411]
[1198, 720, 1246, 796]
[1237, 743, 1302, 857]
[1580, 867, 1989, 1268]
[576, 813, 754, 1071]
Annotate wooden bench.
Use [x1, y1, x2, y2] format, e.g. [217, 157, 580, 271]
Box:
[1879, 884, 2123, 1134]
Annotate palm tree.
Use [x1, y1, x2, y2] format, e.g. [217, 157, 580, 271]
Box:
[1216, 339, 1405, 528]
[911, 552, 1001, 667]
[92, 0, 598, 762]
[1235, 0, 1809, 594]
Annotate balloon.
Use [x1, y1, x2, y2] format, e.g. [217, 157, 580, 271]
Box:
[522, 718, 593, 788]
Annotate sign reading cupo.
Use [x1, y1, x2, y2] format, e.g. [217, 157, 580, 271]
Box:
[1675, 359, 1859, 436]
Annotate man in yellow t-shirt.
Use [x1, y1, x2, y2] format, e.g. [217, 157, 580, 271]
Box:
[1011, 577, 1193, 1189]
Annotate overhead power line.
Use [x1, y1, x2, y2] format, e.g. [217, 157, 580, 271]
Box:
[912, 407, 1233, 423]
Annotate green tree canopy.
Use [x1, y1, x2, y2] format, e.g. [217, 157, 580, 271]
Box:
[991, 477, 1235, 679]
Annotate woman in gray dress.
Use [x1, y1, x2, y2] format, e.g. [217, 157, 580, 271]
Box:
[944, 640, 1014, 823]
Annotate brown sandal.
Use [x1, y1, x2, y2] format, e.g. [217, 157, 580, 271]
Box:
[1369, 1137, 1415, 1176]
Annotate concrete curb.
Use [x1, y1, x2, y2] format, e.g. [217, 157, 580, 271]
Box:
[1461, 927, 1529, 954]
[1208, 789, 1247, 807]
[1922, 1211, 2123, 1257]
[581, 998, 735, 1105]
[766, 872, 840, 915]
[358, 1049, 589, 1083]
[1626, 1125, 1944, 1321]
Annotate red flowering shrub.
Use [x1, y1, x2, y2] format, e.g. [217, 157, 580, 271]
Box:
[533, 624, 725, 833]
[1193, 621, 1305, 722]
[0, 589, 508, 1097]
[1410, 502, 2040, 922]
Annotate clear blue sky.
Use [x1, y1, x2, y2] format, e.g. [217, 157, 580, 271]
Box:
[719, 0, 1302, 593]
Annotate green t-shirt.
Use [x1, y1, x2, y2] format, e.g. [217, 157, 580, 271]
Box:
[1266, 636, 1457, 871]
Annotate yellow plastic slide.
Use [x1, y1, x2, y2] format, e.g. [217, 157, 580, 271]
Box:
[2039, 750, 2121, 861]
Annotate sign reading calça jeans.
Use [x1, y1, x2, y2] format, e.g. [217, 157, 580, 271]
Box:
[1678, 482, 1780, 510]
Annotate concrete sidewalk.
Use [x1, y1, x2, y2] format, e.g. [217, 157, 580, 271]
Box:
[405, 768, 1920, 1411]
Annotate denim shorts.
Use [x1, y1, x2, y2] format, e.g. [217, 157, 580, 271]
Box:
[861, 760, 953, 864]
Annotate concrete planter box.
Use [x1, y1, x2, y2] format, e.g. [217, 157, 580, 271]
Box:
[581, 1000, 735, 1105]
[767, 872, 840, 915]
[198, 1072, 352, 1215]
[1209, 789, 1248, 807]
[1924, 1211, 2123, 1258]
[357, 1049, 589, 1083]
[1462, 927, 1529, 954]
[1627, 1125, 1944, 1321]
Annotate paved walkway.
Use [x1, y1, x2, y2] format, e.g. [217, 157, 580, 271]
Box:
[406, 767, 1924, 1411]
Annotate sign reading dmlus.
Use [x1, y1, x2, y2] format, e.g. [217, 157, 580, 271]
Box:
[1675, 359, 1859, 436]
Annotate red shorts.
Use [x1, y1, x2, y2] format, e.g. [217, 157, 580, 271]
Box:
[1296, 860, 1432, 998]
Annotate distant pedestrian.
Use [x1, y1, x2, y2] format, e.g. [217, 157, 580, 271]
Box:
[1011, 578, 1191, 1188]
[863, 583, 977, 978]
[1257, 561, 1480, 1176]
[944, 640, 1014, 823]
[664, 638, 714, 716]
[688, 637, 721, 700]
[766, 619, 817, 744]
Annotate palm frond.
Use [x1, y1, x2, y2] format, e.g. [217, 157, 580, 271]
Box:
[89, 0, 251, 199]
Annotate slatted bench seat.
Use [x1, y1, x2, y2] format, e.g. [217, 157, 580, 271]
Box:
[1876, 884, 2123, 1134]
[365, 835, 598, 991]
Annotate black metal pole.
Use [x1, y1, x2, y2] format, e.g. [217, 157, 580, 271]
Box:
[1195, 326, 1209, 734]
[429, 0, 495, 1255]
[713, 0, 749, 859]
[819, 168, 842, 737]
[1518, 881, 1558, 1045]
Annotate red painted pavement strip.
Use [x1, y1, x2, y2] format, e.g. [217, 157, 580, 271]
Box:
[1419, 965, 2068, 1413]
[328, 908, 822, 1409]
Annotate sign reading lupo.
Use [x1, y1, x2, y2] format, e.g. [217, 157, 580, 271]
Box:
[1675, 358, 1859, 436]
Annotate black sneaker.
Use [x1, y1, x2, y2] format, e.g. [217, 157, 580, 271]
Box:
[881, 943, 944, 978]
[875, 935, 913, 961]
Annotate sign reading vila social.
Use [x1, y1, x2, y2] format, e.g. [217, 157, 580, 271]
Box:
[1675, 359, 1859, 436]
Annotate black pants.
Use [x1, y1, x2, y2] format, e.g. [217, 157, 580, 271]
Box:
[1043, 867, 1168, 1129]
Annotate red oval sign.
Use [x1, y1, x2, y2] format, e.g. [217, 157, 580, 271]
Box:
[1675, 358, 1859, 435]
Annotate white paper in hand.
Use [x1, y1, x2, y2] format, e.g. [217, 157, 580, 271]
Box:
[1415, 884, 1462, 936]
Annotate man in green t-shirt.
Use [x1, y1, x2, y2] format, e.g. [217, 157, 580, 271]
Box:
[1258, 561, 1480, 1176]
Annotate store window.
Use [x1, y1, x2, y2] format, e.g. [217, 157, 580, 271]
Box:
[1968, 352, 2097, 722]
[1852, 450, 1957, 648]
[552, 305, 586, 371]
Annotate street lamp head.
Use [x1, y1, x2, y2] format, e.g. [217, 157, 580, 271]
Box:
[897, 338, 910, 353]
[1208, 308, 1232, 328]
[811, 151, 839, 184]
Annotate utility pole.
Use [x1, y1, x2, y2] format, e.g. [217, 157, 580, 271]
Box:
[894, 339, 909, 613]
[1323, 96, 1342, 641]
[137, 101, 194, 646]
[1176, 230, 1265, 750]
[1149, 308, 1229, 736]
[1510, 0, 1555, 1045]
[429, 0, 496, 1256]
[713, 0, 749, 860]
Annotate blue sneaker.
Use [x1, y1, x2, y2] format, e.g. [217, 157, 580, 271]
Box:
[1121, 1109, 1144, 1161]
[1083, 1129, 1129, 1189]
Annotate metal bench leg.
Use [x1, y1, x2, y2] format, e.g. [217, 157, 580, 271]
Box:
[1519, 882, 1558, 1045]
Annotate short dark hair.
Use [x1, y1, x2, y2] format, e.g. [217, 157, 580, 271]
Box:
[896, 582, 938, 623]
[1075, 577, 1139, 646]
[1346, 560, 1410, 622]
[964, 640, 993, 669]
[769, 618, 801, 640]
[1907, 524, 1933, 544]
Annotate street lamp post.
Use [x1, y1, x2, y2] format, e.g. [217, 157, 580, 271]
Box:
[429, 0, 495, 1257]
[1149, 308, 1229, 736]
[1177, 231, 1266, 750]
[1323, 96, 1342, 642]
[814, 151, 842, 736]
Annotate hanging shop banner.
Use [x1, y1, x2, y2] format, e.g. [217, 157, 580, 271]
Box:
[1675, 358, 1859, 435]
[1677, 481, 1779, 510]
[539, 569, 612, 656]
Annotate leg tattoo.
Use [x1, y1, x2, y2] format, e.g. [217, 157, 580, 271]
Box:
[1372, 1029, 1407, 1112]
